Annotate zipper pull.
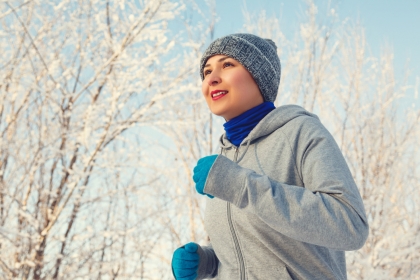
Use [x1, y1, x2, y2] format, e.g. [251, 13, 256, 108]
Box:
[234, 147, 239, 162]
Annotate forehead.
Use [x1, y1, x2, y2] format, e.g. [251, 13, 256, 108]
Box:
[205, 54, 234, 66]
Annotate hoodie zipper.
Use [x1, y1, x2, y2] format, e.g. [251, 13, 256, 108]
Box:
[227, 147, 245, 280]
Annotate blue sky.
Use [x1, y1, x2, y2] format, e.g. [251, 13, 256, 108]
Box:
[209, 0, 420, 102]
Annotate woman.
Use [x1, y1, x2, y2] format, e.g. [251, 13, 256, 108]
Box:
[171, 33, 368, 280]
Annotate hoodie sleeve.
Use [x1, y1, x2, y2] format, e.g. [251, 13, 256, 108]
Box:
[196, 243, 218, 279]
[203, 116, 369, 251]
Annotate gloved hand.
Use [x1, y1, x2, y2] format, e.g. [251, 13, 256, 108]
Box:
[193, 155, 218, 198]
[172, 242, 200, 280]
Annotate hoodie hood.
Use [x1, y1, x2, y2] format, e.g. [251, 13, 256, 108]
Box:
[219, 105, 319, 150]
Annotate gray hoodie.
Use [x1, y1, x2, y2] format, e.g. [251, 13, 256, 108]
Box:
[195, 105, 369, 280]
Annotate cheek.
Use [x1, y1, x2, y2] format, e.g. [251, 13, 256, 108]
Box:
[201, 82, 212, 106]
[201, 82, 208, 97]
[231, 71, 259, 97]
[228, 71, 246, 86]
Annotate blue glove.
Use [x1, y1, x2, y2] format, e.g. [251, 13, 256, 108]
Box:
[171, 242, 200, 280]
[193, 155, 218, 198]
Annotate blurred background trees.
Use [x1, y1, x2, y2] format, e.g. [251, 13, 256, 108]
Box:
[0, 0, 418, 279]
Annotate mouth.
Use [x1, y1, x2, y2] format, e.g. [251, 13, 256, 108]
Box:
[211, 90, 228, 100]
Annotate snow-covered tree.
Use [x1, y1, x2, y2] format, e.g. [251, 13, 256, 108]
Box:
[0, 0, 212, 278]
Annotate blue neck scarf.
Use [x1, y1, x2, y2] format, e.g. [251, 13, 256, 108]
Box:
[223, 102, 275, 146]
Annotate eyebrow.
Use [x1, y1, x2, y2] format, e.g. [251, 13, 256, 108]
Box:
[204, 56, 230, 68]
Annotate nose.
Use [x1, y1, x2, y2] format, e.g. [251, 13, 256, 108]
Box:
[207, 69, 221, 86]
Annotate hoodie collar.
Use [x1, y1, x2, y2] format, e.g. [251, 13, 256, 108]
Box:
[223, 102, 275, 147]
[219, 105, 319, 152]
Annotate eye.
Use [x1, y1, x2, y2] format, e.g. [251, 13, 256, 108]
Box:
[203, 69, 211, 76]
[223, 61, 234, 68]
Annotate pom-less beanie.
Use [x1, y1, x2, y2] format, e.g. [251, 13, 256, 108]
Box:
[200, 33, 281, 103]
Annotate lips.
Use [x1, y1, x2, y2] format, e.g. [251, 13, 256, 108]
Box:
[211, 90, 228, 100]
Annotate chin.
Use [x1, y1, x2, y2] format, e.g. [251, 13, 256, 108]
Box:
[210, 110, 224, 117]
[209, 109, 226, 119]
[209, 104, 236, 120]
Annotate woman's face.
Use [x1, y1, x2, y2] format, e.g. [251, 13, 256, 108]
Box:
[201, 55, 263, 121]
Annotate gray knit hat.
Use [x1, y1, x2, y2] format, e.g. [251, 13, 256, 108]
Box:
[200, 33, 281, 102]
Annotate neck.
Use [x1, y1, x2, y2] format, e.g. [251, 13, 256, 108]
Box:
[223, 102, 275, 146]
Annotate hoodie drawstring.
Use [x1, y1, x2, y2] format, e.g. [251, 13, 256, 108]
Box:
[235, 139, 252, 163]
